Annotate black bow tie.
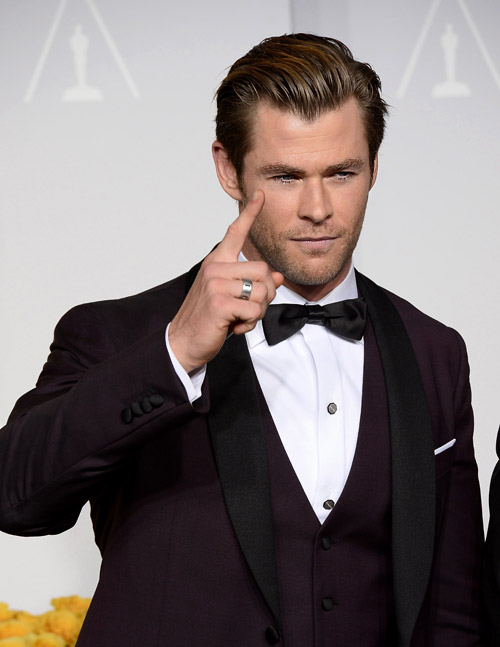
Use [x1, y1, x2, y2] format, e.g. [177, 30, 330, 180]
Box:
[262, 298, 367, 346]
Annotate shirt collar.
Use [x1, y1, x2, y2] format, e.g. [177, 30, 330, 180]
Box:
[238, 254, 359, 349]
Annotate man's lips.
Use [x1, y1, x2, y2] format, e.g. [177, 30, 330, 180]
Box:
[292, 236, 336, 241]
[290, 236, 337, 250]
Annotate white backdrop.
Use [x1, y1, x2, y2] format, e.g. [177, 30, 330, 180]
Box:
[1, 0, 499, 613]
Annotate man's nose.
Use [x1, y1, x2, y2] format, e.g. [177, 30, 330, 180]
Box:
[297, 179, 333, 222]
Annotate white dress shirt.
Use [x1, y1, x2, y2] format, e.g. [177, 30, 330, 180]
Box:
[166, 260, 364, 523]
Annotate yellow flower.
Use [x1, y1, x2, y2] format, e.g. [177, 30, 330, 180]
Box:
[11, 616, 34, 632]
[0, 621, 31, 640]
[0, 595, 90, 647]
[35, 612, 78, 644]
[50, 597, 90, 618]
[26, 633, 65, 647]
[0, 637, 26, 647]
[0, 605, 13, 623]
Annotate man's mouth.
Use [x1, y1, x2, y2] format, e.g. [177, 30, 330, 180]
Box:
[291, 236, 337, 251]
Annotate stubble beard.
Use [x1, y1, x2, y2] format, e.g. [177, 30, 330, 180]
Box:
[248, 211, 366, 288]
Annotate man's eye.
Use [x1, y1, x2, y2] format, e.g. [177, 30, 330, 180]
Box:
[272, 175, 295, 184]
[334, 172, 353, 181]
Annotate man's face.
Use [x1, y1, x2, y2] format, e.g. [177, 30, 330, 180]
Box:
[215, 98, 377, 300]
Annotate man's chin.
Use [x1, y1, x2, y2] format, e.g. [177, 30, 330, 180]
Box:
[280, 266, 343, 288]
[277, 254, 353, 291]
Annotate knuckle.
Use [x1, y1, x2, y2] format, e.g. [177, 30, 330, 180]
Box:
[241, 322, 256, 334]
[254, 261, 269, 275]
[205, 276, 222, 294]
[252, 282, 266, 301]
[248, 301, 262, 320]
[208, 292, 227, 312]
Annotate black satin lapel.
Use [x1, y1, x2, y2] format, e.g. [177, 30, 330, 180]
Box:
[207, 333, 282, 627]
[356, 272, 435, 647]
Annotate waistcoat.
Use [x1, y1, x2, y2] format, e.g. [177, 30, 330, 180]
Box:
[262, 321, 397, 646]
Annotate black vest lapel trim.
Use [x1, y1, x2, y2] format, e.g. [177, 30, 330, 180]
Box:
[356, 271, 435, 647]
[207, 332, 282, 628]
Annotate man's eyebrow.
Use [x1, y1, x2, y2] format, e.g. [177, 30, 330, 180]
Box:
[325, 158, 365, 173]
[258, 163, 304, 176]
[258, 158, 365, 176]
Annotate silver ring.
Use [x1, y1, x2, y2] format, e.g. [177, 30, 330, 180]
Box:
[240, 278, 252, 300]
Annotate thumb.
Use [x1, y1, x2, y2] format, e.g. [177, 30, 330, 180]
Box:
[271, 271, 285, 290]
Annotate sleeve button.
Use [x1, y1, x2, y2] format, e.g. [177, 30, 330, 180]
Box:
[121, 407, 133, 424]
[131, 401, 144, 417]
[149, 394, 165, 408]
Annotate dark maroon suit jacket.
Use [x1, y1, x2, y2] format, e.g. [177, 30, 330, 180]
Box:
[0, 267, 483, 646]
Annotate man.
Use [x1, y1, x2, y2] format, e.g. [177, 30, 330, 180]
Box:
[0, 34, 483, 646]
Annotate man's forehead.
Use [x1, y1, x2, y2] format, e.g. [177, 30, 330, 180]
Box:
[246, 98, 368, 159]
[251, 97, 362, 128]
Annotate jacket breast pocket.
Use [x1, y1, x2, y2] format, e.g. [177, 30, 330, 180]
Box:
[434, 438, 456, 478]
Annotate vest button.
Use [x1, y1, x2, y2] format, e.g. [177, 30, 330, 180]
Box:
[321, 536, 332, 550]
[323, 499, 335, 510]
[327, 402, 337, 415]
[321, 596, 337, 611]
[265, 625, 281, 644]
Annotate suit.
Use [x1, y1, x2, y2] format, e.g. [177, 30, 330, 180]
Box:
[0, 264, 483, 646]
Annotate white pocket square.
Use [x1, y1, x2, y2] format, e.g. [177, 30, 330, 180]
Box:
[434, 439, 456, 455]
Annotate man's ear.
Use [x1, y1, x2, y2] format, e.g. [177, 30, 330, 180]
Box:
[370, 154, 378, 189]
[212, 141, 244, 201]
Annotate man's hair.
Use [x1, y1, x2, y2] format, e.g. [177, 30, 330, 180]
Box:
[215, 33, 388, 178]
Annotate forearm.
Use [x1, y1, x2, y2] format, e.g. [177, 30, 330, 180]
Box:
[0, 307, 208, 536]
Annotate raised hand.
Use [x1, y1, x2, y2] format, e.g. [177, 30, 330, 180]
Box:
[168, 191, 284, 373]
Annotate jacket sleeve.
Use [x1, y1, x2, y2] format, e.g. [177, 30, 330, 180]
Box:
[0, 303, 208, 537]
[422, 330, 484, 646]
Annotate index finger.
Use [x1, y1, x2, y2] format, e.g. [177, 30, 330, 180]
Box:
[214, 190, 265, 261]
